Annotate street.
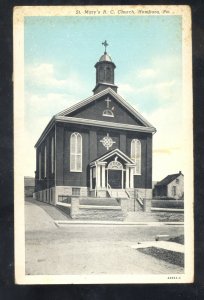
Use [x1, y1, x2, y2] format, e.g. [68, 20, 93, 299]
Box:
[25, 198, 184, 275]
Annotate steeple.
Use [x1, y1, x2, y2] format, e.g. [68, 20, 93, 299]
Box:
[93, 41, 118, 94]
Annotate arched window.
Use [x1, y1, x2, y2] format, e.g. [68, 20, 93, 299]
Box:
[103, 109, 114, 117]
[70, 132, 82, 172]
[131, 139, 141, 175]
[39, 151, 41, 179]
[51, 137, 54, 174]
[44, 145, 47, 178]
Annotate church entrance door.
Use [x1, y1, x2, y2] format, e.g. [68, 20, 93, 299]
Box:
[107, 158, 123, 189]
[108, 170, 122, 189]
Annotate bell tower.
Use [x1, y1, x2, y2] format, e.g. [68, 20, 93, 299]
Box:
[93, 40, 118, 94]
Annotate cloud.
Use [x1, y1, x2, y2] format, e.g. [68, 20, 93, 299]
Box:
[119, 83, 135, 94]
[24, 62, 89, 176]
[137, 68, 157, 79]
[25, 92, 81, 152]
[134, 80, 175, 98]
[118, 54, 182, 111]
[25, 63, 86, 93]
[26, 92, 78, 116]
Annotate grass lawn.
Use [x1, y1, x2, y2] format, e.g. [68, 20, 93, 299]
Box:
[137, 247, 184, 267]
[153, 212, 184, 222]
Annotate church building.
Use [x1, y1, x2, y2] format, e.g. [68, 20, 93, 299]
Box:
[34, 41, 156, 207]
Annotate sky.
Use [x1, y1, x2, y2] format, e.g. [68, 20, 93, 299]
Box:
[24, 15, 183, 181]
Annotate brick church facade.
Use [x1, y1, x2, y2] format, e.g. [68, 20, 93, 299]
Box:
[34, 43, 156, 206]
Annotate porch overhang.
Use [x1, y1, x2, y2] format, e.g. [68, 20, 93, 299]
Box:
[89, 148, 136, 192]
[89, 148, 135, 167]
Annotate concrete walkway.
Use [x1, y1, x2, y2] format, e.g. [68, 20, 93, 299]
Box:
[131, 241, 184, 253]
[25, 198, 71, 221]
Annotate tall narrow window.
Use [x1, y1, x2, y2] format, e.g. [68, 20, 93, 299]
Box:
[70, 132, 82, 172]
[172, 186, 177, 196]
[131, 139, 141, 175]
[44, 145, 47, 178]
[39, 151, 41, 179]
[51, 137, 54, 174]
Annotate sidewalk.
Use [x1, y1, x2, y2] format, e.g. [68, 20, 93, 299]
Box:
[131, 241, 184, 253]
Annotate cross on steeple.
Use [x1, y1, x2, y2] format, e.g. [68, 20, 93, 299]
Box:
[102, 40, 108, 54]
[105, 97, 111, 108]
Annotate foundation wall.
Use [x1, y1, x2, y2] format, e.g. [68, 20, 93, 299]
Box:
[33, 186, 88, 205]
[70, 197, 128, 221]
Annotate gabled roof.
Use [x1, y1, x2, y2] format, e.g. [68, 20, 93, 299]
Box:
[90, 148, 135, 166]
[56, 87, 154, 128]
[155, 172, 183, 186]
[35, 88, 156, 148]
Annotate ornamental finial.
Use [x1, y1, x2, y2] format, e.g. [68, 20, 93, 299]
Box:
[102, 40, 108, 54]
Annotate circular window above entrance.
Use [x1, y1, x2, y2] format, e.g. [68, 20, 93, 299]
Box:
[100, 133, 116, 150]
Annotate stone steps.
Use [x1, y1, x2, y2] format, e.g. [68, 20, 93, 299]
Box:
[107, 189, 129, 199]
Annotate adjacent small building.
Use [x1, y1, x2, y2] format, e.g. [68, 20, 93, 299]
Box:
[153, 171, 184, 200]
[24, 176, 35, 197]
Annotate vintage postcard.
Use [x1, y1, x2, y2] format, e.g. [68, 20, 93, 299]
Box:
[14, 5, 193, 284]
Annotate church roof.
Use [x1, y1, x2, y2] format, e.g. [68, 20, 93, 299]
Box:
[56, 87, 155, 128]
[99, 53, 112, 62]
[155, 171, 183, 187]
[35, 88, 156, 148]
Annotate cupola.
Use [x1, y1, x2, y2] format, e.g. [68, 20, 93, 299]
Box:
[93, 40, 118, 94]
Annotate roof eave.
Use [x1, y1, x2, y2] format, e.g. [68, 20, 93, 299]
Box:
[55, 87, 156, 129]
[34, 117, 55, 148]
[55, 116, 156, 133]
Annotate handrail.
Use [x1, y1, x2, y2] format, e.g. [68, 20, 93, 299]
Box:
[135, 191, 143, 207]
[125, 190, 131, 198]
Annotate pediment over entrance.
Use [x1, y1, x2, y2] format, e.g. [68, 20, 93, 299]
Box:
[89, 148, 135, 167]
[89, 148, 135, 192]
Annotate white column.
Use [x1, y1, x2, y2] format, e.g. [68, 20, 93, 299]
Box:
[101, 165, 106, 188]
[90, 168, 92, 189]
[130, 167, 134, 188]
[97, 165, 101, 188]
[122, 170, 124, 189]
[126, 167, 130, 189]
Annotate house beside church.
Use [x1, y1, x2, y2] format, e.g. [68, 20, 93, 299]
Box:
[34, 42, 156, 209]
[153, 171, 184, 200]
[24, 176, 35, 197]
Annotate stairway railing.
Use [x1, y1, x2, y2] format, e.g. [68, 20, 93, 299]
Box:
[135, 190, 144, 208]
